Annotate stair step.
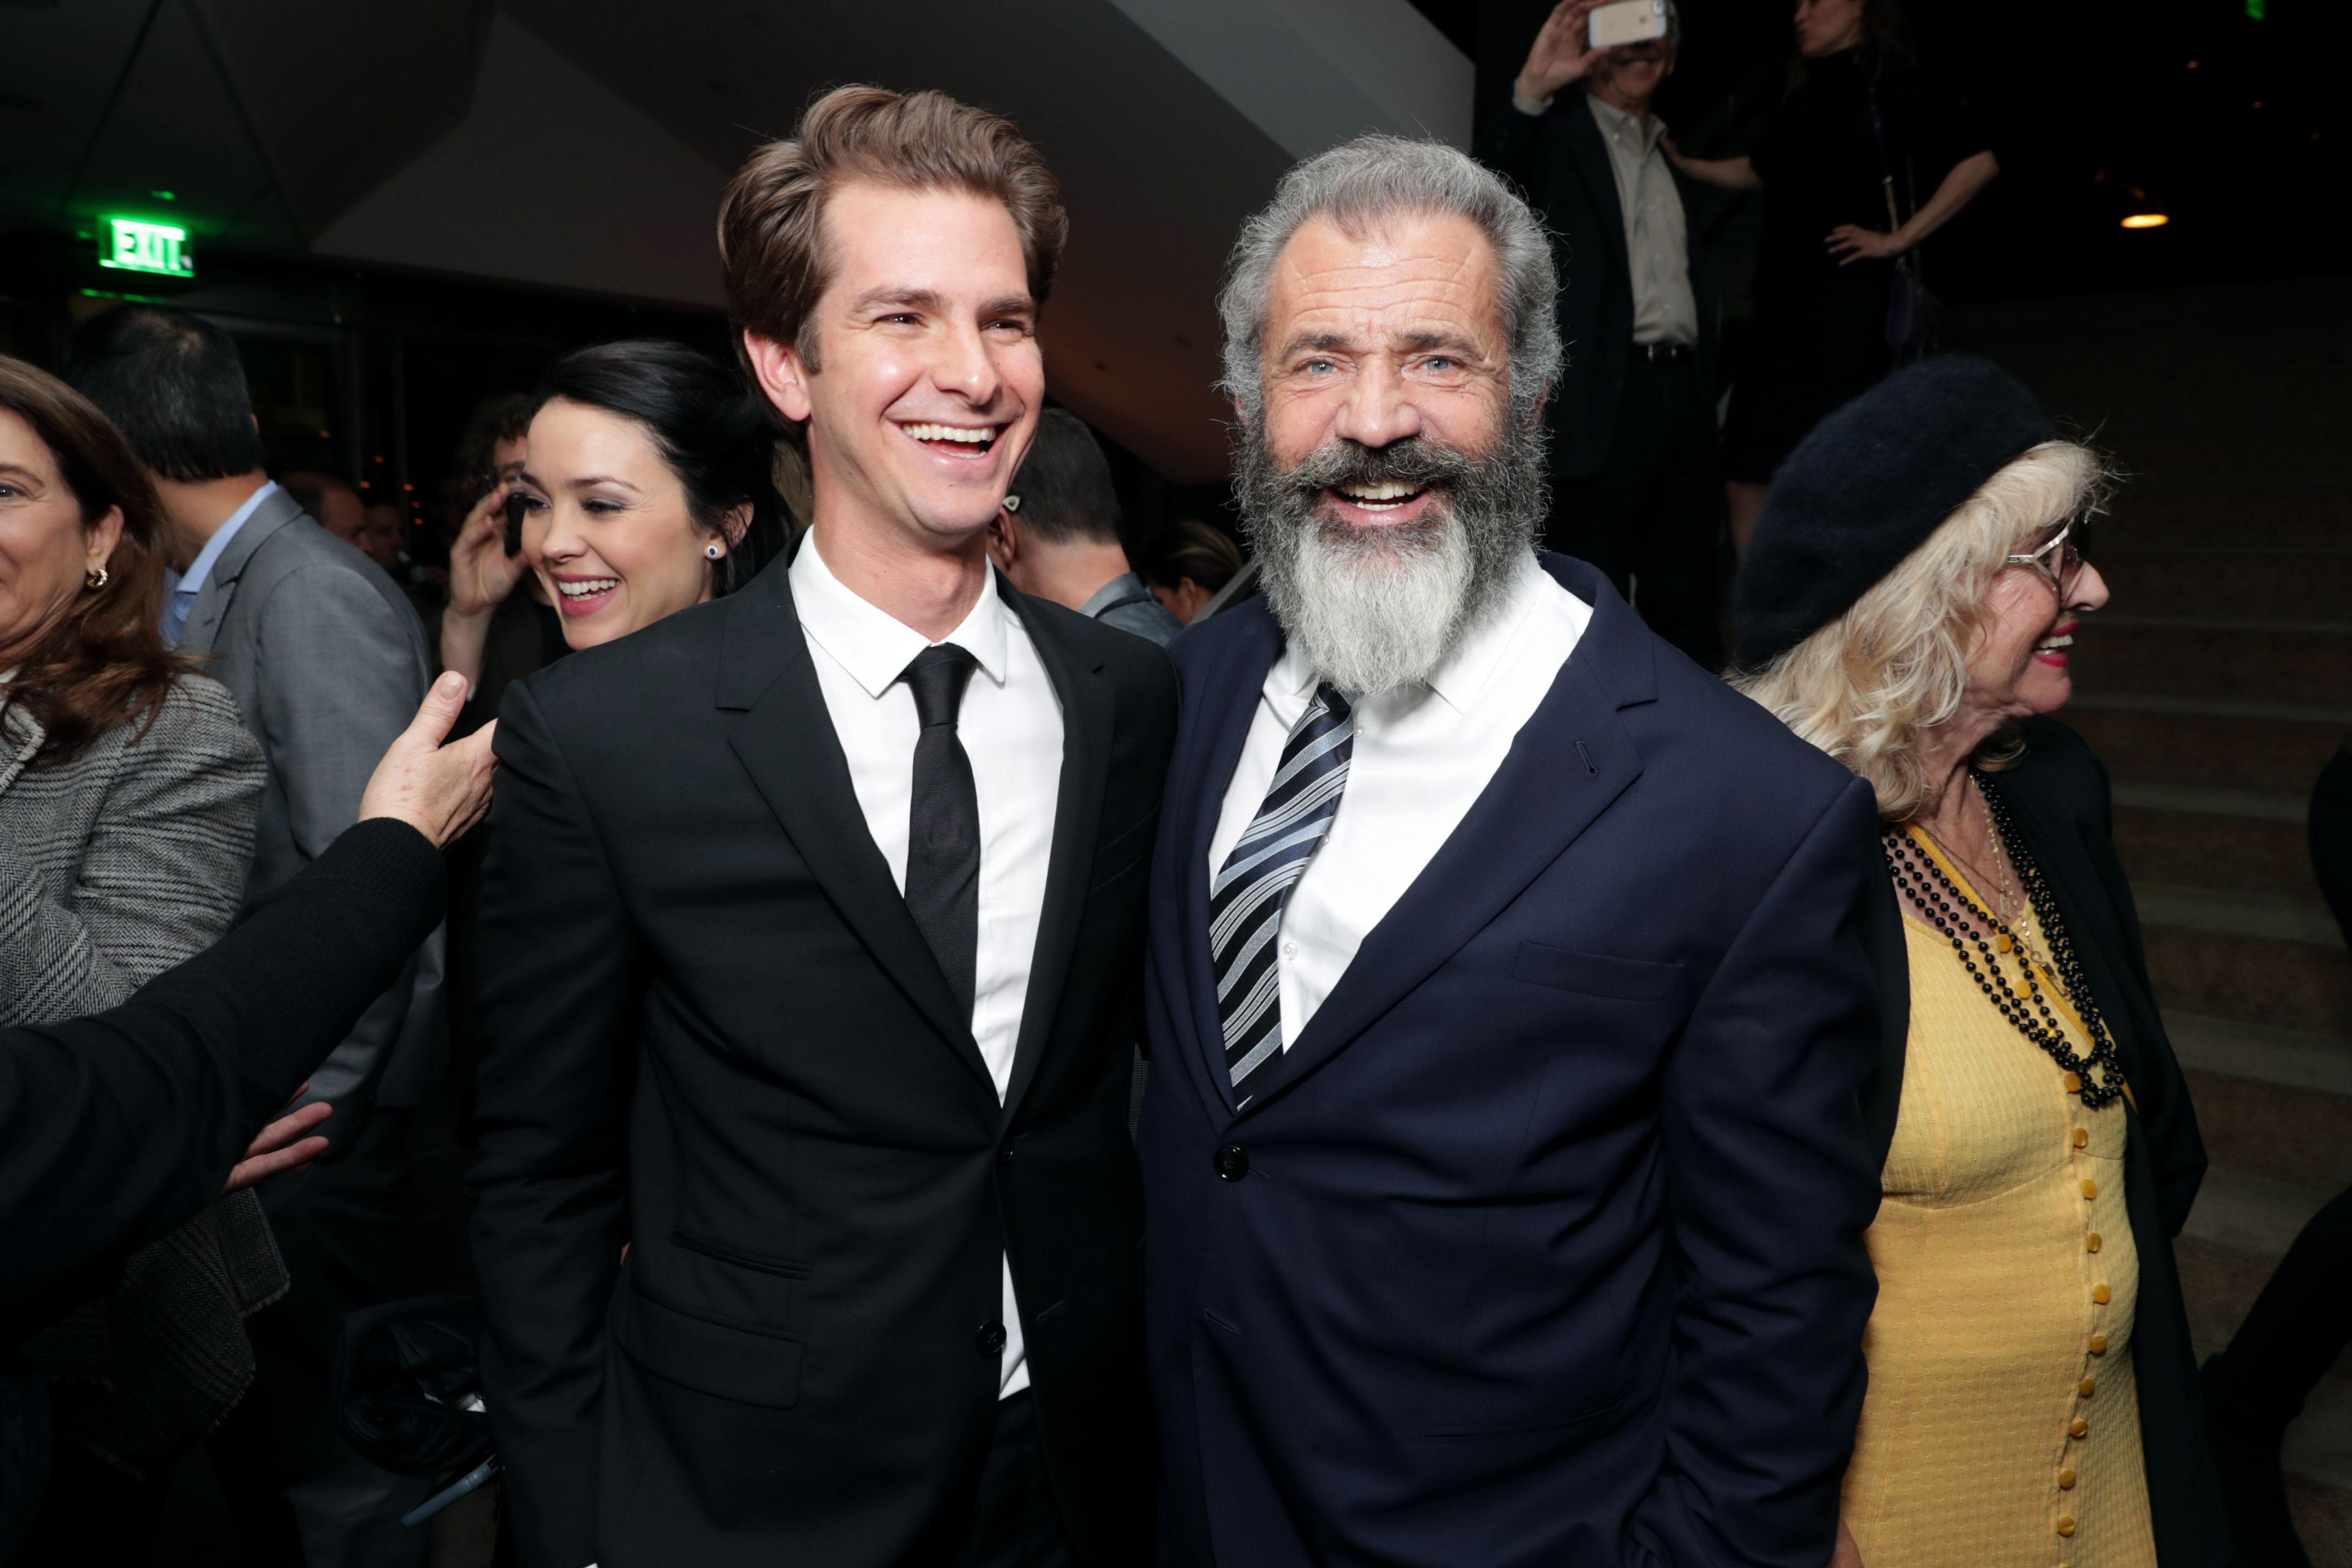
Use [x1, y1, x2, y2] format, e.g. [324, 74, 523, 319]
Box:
[2184, 1164, 2334, 1264]
[2169, 1012, 2352, 1097]
[2136, 883, 2346, 949]
[2066, 692, 2348, 794]
[2072, 617, 2352, 706]
[2100, 488, 2352, 551]
[2095, 548, 2352, 621]
[2144, 923, 2352, 1036]
[2185, 1069, 2352, 1193]
[2113, 783, 2315, 899]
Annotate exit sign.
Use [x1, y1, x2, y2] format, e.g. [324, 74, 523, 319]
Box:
[99, 217, 194, 278]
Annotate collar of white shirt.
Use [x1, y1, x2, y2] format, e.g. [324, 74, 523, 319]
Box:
[1264, 551, 1559, 720]
[1587, 92, 1668, 156]
[790, 529, 1015, 698]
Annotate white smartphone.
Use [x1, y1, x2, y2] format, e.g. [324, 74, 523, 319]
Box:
[1589, 0, 1668, 48]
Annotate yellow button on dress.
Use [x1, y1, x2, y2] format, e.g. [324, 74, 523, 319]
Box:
[1842, 836, 2156, 1568]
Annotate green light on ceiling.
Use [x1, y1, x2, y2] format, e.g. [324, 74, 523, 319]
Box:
[2246, 0, 2265, 17]
[98, 217, 194, 278]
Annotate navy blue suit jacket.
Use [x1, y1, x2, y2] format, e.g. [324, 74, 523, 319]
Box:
[1140, 556, 1886, 1568]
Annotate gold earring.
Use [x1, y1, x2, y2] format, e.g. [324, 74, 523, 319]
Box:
[84, 567, 110, 592]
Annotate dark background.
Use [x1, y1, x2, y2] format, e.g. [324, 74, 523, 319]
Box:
[8, 0, 2341, 548]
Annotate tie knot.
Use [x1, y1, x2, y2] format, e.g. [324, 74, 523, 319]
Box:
[901, 643, 979, 728]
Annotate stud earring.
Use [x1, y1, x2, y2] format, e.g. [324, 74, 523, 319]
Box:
[705, 543, 723, 560]
[84, 567, 110, 591]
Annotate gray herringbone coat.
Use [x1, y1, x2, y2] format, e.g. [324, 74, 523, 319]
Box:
[0, 673, 280, 1477]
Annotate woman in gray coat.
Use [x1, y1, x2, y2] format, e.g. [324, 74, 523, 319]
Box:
[0, 356, 273, 1553]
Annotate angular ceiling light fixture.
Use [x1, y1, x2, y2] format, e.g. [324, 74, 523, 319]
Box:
[98, 217, 195, 278]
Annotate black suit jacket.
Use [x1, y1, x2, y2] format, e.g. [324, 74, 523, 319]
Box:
[2, 821, 445, 1555]
[1478, 91, 1720, 480]
[467, 557, 1175, 1568]
[1141, 556, 1886, 1567]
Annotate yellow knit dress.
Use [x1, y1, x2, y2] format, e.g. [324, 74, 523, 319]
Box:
[1842, 832, 2157, 1568]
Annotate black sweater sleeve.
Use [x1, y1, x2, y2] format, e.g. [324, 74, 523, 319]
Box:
[2, 819, 447, 1317]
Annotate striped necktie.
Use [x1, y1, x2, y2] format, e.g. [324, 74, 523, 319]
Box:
[1211, 682, 1354, 1107]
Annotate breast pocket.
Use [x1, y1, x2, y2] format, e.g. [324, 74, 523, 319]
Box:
[1512, 941, 1684, 1001]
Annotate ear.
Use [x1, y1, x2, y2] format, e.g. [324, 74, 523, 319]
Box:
[86, 505, 126, 572]
[744, 330, 815, 426]
[986, 510, 1021, 569]
[718, 501, 753, 549]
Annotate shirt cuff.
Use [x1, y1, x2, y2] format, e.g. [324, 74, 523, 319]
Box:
[1512, 88, 1553, 117]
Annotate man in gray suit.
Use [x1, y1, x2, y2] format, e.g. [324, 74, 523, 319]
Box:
[69, 306, 440, 1568]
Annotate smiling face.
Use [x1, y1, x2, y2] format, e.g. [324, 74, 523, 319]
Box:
[1240, 209, 1545, 694]
[1588, 37, 1677, 108]
[746, 181, 1043, 560]
[1261, 210, 1512, 533]
[515, 398, 718, 650]
[1964, 533, 2109, 725]
[1793, 0, 1867, 58]
[0, 406, 122, 671]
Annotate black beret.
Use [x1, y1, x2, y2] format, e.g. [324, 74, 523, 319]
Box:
[1732, 355, 2056, 671]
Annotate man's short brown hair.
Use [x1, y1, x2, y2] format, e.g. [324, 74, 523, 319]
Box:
[718, 85, 1068, 391]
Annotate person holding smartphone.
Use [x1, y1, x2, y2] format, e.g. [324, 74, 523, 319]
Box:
[1476, 0, 1726, 671]
[436, 392, 557, 734]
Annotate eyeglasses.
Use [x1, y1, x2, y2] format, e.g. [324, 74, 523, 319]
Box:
[2004, 516, 2094, 601]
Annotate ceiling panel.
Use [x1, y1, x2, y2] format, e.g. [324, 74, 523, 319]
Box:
[64, 0, 281, 258]
[310, 13, 731, 309]
[0, 0, 164, 232]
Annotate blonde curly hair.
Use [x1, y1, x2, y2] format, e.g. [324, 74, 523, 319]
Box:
[1731, 441, 2112, 823]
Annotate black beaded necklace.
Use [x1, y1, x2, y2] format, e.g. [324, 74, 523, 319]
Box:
[1882, 772, 2128, 1109]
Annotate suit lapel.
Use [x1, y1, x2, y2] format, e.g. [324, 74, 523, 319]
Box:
[1236, 558, 1656, 1118]
[0, 704, 42, 798]
[1567, 96, 1630, 271]
[179, 491, 303, 657]
[998, 591, 1112, 1123]
[717, 562, 993, 1091]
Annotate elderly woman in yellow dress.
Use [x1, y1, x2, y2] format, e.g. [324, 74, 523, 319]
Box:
[1732, 357, 2230, 1568]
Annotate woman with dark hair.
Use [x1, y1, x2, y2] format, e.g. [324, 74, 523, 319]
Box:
[439, 341, 788, 687]
[1135, 518, 1243, 627]
[1676, 0, 1999, 552]
[0, 356, 274, 1553]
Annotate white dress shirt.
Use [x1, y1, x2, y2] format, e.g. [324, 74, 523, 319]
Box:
[790, 532, 1062, 1400]
[1207, 555, 1590, 1044]
[1586, 95, 1700, 348]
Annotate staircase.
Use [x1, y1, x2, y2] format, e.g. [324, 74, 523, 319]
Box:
[1950, 281, 2352, 1563]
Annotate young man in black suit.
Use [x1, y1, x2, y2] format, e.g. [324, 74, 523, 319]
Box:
[467, 86, 1173, 1568]
[1478, 0, 1725, 668]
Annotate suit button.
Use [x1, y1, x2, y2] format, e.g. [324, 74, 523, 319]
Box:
[998, 1137, 1016, 1166]
[976, 1321, 1007, 1355]
[1214, 1144, 1250, 1181]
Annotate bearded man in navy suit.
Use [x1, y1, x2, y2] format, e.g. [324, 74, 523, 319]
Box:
[1138, 135, 1890, 1568]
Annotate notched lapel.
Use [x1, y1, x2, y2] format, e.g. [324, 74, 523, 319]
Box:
[717, 570, 993, 1091]
[1000, 600, 1113, 1123]
[1235, 562, 1656, 1118]
[180, 491, 304, 657]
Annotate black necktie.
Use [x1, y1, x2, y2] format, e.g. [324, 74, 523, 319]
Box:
[901, 644, 981, 1021]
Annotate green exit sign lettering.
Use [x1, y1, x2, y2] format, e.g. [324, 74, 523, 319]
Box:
[99, 217, 194, 278]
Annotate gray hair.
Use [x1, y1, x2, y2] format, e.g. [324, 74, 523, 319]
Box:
[1216, 135, 1562, 427]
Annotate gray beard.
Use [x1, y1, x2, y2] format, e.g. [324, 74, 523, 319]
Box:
[1237, 410, 1548, 696]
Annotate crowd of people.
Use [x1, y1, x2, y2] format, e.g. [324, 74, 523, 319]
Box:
[2, 2, 2343, 1566]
